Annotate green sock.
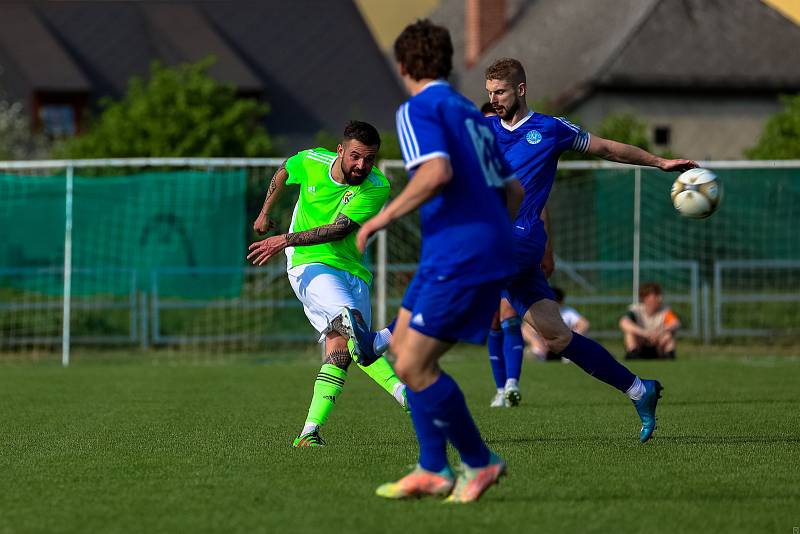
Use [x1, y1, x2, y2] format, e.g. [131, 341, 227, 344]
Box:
[358, 356, 404, 404]
[304, 363, 347, 428]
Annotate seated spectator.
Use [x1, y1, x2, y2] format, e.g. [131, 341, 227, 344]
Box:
[619, 282, 680, 360]
[524, 287, 589, 361]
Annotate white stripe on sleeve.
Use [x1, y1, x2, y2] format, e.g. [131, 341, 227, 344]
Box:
[396, 106, 412, 163]
[402, 103, 421, 160]
[572, 131, 591, 153]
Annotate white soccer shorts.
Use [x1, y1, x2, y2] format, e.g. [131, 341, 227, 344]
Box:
[287, 263, 372, 341]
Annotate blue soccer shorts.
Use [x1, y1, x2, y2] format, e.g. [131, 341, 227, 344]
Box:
[502, 225, 556, 317]
[401, 271, 505, 345]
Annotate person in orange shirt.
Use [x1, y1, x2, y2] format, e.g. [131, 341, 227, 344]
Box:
[619, 282, 681, 360]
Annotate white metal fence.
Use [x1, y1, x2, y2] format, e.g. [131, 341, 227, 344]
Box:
[1, 158, 798, 364]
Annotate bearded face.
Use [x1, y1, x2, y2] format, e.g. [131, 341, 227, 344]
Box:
[338, 139, 378, 185]
[485, 78, 524, 121]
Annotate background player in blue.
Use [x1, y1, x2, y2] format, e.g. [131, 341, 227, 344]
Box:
[354, 20, 524, 503]
[484, 57, 699, 441]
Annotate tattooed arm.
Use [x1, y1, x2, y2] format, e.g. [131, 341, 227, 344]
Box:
[253, 160, 288, 234]
[247, 214, 360, 266]
[285, 213, 360, 246]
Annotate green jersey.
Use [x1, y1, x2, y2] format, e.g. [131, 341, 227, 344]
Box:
[284, 148, 390, 284]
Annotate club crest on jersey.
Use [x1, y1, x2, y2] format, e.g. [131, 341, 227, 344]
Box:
[526, 130, 542, 145]
[341, 190, 354, 204]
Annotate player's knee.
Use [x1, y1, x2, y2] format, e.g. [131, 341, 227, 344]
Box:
[392, 352, 430, 389]
[546, 328, 573, 354]
[392, 358, 417, 386]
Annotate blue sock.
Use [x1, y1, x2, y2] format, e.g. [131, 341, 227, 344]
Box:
[501, 317, 524, 382]
[386, 317, 397, 333]
[405, 388, 448, 472]
[409, 373, 491, 469]
[559, 333, 636, 393]
[487, 329, 506, 389]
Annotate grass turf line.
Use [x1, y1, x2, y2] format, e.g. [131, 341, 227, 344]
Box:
[1, 350, 798, 533]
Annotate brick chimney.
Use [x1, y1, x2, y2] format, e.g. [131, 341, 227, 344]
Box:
[465, 0, 507, 68]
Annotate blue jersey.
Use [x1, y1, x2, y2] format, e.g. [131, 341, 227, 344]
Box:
[485, 112, 590, 234]
[396, 81, 517, 284]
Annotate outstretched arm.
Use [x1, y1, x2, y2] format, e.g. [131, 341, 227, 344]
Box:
[253, 161, 289, 234]
[247, 214, 359, 266]
[586, 136, 698, 172]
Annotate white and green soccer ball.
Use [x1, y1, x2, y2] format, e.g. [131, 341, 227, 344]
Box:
[671, 168, 722, 219]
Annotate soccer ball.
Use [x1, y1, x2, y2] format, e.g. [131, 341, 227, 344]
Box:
[670, 168, 722, 219]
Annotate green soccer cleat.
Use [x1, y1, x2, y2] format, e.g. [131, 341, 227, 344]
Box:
[376, 465, 455, 499]
[445, 453, 506, 504]
[292, 430, 326, 448]
[632, 379, 664, 443]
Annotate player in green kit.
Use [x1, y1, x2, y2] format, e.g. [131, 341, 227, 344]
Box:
[248, 121, 407, 447]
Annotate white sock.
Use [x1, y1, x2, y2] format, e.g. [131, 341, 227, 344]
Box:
[301, 422, 319, 436]
[392, 383, 406, 407]
[626, 376, 646, 401]
[496, 387, 504, 395]
[505, 378, 518, 389]
[373, 328, 393, 355]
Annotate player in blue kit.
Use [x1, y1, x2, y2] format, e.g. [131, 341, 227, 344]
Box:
[352, 20, 524, 503]
[338, 56, 698, 444]
[483, 57, 698, 440]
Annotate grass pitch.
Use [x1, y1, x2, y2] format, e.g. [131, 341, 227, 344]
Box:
[1, 348, 798, 533]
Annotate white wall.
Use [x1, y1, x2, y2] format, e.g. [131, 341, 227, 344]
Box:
[572, 92, 785, 160]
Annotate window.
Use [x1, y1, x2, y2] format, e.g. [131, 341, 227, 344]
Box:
[654, 126, 671, 146]
[39, 104, 76, 137]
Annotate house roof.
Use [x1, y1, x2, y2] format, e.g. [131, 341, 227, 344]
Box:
[0, 4, 90, 92]
[141, 4, 263, 92]
[198, 1, 407, 144]
[431, 0, 800, 109]
[597, 0, 800, 92]
[0, 1, 405, 148]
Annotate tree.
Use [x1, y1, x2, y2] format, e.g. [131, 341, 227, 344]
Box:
[0, 97, 50, 159]
[593, 112, 651, 151]
[57, 58, 272, 158]
[746, 94, 800, 159]
[561, 112, 655, 161]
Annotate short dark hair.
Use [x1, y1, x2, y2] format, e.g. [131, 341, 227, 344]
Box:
[552, 286, 565, 303]
[393, 19, 453, 81]
[480, 102, 495, 115]
[343, 120, 381, 148]
[485, 57, 527, 85]
[639, 282, 662, 301]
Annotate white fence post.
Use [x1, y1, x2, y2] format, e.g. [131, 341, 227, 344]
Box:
[376, 230, 388, 329]
[632, 166, 641, 305]
[62, 164, 74, 367]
